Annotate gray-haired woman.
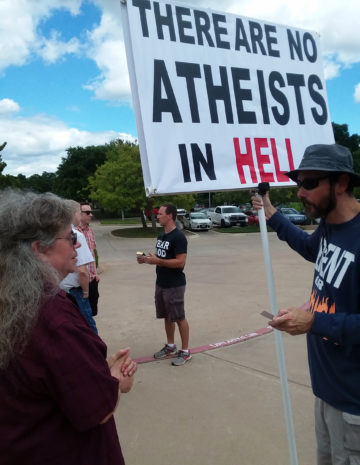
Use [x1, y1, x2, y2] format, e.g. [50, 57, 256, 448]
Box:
[0, 189, 136, 465]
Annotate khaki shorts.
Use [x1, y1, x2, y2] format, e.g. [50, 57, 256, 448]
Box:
[155, 285, 185, 322]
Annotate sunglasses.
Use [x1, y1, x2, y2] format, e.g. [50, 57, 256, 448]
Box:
[56, 230, 77, 245]
[295, 175, 330, 190]
[81, 210, 92, 215]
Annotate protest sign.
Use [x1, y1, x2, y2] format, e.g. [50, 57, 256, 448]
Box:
[121, 0, 334, 195]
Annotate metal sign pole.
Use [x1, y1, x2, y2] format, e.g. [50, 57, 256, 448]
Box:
[257, 183, 298, 465]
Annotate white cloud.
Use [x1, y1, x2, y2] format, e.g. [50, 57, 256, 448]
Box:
[0, 113, 136, 176]
[84, 0, 360, 102]
[0, 99, 20, 115]
[354, 84, 360, 104]
[1, 0, 359, 178]
[84, 7, 131, 101]
[2, 0, 360, 100]
[37, 31, 81, 64]
[0, 0, 83, 72]
[84, 37, 130, 101]
[323, 58, 341, 80]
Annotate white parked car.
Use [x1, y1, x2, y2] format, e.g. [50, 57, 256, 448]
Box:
[208, 206, 248, 227]
[176, 208, 187, 218]
[183, 212, 212, 231]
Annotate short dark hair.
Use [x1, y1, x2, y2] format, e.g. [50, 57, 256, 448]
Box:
[161, 203, 177, 221]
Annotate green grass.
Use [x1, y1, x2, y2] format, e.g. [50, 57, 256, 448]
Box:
[213, 225, 273, 233]
[110, 225, 276, 237]
[101, 218, 142, 225]
[111, 227, 163, 238]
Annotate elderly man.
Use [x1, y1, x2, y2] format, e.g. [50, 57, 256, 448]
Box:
[253, 144, 360, 465]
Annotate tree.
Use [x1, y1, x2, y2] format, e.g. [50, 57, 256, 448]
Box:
[54, 145, 108, 200]
[89, 140, 147, 221]
[332, 123, 360, 153]
[332, 123, 360, 180]
[89, 140, 195, 227]
[25, 172, 57, 193]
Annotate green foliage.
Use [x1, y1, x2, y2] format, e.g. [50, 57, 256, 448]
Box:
[53, 144, 108, 200]
[0, 174, 24, 189]
[89, 140, 146, 215]
[206, 124, 360, 208]
[332, 123, 360, 153]
[89, 140, 196, 224]
[101, 218, 142, 225]
[25, 172, 57, 193]
[112, 227, 163, 238]
[212, 190, 251, 206]
[2, 122, 360, 209]
[209, 186, 299, 208]
[153, 193, 196, 212]
[332, 123, 360, 197]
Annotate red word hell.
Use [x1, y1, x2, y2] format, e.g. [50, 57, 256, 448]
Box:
[233, 137, 295, 184]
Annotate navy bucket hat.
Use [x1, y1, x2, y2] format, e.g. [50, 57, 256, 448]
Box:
[286, 143, 360, 186]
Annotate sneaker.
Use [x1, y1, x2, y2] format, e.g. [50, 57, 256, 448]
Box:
[154, 344, 177, 359]
[171, 350, 193, 366]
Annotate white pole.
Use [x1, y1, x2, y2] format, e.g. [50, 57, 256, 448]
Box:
[257, 190, 298, 465]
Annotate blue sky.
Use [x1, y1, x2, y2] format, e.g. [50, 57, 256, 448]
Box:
[0, 0, 359, 176]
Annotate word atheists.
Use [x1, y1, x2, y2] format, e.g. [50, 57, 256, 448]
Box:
[153, 60, 328, 126]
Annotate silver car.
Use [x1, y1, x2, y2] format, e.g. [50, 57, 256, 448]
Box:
[278, 207, 308, 225]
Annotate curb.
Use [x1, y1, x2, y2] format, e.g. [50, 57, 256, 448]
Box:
[134, 325, 273, 364]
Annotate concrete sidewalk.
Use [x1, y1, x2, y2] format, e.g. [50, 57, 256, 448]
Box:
[94, 223, 316, 465]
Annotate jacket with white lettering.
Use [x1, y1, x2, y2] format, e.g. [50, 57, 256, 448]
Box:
[268, 211, 360, 414]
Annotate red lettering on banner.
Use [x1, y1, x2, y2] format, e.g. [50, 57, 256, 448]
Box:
[233, 136, 295, 184]
[254, 138, 275, 183]
[233, 137, 257, 183]
[271, 138, 295, 182]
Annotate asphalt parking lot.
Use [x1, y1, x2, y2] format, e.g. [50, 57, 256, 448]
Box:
[94, 222, 316, 465]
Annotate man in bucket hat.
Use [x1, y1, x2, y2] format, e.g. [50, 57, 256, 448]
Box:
[252, 143, 360, 464]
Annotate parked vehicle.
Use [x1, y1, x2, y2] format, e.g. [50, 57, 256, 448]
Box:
[208, 206, 248, 227]
[144, 206, 159, 220]
[176, 208, 187, 223]
[192, 206, 205, 212]
[278, 207, 308, 225]
[183, 212, 212, 231]
[243, 209, 259, 226]
[200, 207, 215, 219]
[176, 208, 187, 218]
[175, 208, 187, 226]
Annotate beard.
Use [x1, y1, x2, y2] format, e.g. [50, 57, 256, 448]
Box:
[301, 185, 337, 220]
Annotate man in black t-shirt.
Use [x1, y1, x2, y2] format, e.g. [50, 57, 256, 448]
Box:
[137, 203, 192, 366]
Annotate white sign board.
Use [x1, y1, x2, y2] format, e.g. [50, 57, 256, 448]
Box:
[121, 0, 334, 195]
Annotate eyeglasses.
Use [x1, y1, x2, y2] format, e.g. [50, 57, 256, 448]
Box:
[56, 230, 77, 245]
[81, 210, 92, 215]
[295, 175, 330, 190]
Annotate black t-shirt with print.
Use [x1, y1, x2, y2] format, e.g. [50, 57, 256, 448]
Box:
[155, 228, 187, 288]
